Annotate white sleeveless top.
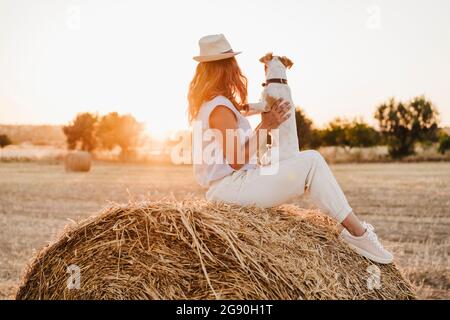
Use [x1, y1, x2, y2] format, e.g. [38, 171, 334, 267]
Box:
[193, 96, 256, 188]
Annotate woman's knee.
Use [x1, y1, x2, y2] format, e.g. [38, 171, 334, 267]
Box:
[299, 150, 325, 162]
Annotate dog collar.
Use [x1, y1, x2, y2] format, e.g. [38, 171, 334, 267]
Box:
[262, 78, 288, 87]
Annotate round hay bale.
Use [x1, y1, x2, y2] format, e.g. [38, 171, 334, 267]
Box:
[15, 201, 415, 300]
[65, 151, 92, 172]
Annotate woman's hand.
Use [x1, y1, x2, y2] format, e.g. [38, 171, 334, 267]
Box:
[260, 98, 292, 130]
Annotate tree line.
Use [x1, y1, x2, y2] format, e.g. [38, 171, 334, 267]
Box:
[3, 95, 449, 160]
[295, 95, 450, 158]
[62, 112, 144, 160]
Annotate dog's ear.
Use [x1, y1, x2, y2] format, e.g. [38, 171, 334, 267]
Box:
[279, 56, 294, 69]
[259, 52, 273, 64]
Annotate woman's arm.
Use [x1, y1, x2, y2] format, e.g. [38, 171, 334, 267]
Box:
[209, 106, 256, 170]
[209, 99, 291, 170]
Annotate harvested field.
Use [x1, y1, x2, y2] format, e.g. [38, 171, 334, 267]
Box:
[0, 162, 449, 299]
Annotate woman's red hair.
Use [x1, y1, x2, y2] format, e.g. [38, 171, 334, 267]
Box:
[187, 57, 248, 123]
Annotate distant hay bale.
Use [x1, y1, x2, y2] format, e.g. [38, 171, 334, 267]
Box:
[65, 151, 92, 172]
[15, 201, 415, 300]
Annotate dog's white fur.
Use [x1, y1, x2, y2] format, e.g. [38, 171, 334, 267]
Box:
[247, 54, 299, 163]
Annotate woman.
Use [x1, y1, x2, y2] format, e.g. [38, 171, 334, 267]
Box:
[188, 34, 393, 264]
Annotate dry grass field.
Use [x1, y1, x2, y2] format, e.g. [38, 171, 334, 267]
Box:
[0, 161, 449, 299]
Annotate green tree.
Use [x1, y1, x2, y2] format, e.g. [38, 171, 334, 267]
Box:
[0, 134, 12, 148]
[294, 107, 325, 150]
[321, 118, 350, 147]
[63, 113, 98, 151]
[295, 107, 313, 150]
[319, 118, 380, 150]
[96, 112, 144, 160]
[374, 96, 439, 158]
[438, 132, 450, 155]
[345, 119, 380, 148]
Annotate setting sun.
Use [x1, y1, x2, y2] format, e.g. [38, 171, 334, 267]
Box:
[144, 122, 173, 141]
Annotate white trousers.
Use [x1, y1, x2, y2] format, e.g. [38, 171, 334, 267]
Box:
[206, 150, 352, 223]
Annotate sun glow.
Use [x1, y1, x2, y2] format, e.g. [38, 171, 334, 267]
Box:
[144, 123, 171, 142]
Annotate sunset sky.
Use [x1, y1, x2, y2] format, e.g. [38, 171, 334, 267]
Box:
[1, 0, 450, 137]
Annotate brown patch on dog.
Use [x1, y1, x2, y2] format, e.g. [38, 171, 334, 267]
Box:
[259, 52, 274, 64]
[279, 56, 294, 69]
[265, 95, 278, 111]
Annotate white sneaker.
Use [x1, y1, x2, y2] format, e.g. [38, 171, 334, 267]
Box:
[340, 222, 394, 264]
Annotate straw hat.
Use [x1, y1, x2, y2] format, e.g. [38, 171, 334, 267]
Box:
[193, 34, 241, 62]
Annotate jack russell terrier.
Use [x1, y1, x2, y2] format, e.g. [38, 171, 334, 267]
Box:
[245, 53, 299, 163]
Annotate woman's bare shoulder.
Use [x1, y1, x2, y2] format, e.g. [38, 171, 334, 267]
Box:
[209, 105, 237, 129]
